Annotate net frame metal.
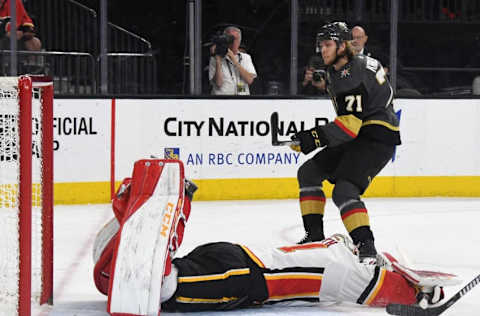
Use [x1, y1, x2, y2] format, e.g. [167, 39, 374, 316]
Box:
[0, 75, 53, 316]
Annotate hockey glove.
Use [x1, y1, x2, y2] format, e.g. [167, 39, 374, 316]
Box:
[292, 128, 323, 155]
[416, 285, 444, 309]
[289, 143, 301, 152]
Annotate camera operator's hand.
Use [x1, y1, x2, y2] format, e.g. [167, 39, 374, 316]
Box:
[303, 67, 325, 91]
[210, 44, 217, 56]
[226, 48, 238, 64]
[302, 67, 314, 86]
[225, 48, 255, 86]
[312, 77, 326, 90]
[212, 45, 224, 89]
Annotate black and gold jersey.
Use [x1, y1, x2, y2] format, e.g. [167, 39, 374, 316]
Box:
[320, 54, 401, 147]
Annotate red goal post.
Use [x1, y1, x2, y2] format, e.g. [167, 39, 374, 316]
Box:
[0, 75, 53, 316]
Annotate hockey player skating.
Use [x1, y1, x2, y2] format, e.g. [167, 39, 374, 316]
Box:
[92, 159, 458, 315]
[290, 22, 401, 264]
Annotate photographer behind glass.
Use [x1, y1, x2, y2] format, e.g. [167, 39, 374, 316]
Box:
[300, 55, 326, 95]
[208, 26, 257, 95]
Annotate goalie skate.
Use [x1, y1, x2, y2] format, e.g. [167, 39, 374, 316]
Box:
[107, 159, 189, 316]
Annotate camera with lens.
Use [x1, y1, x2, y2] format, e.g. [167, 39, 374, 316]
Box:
[212, 33, 235, 57]
[312, 69, 326, 82]
[309, 55, 326, 82]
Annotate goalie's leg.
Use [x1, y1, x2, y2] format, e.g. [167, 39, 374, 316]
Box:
[92, 172, 197, 303]
[107, 159, 187, 315]
[317, 237, 418, 307]
[161, 242, 268, 312]
[377, 252, 451, 309]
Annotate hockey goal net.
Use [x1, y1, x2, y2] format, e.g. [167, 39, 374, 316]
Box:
[0, 76, 53, 316]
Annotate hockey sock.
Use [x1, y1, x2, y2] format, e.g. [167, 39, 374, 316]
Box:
[299, 187, 325, 222]
[299, 187, 326, 241]
[302, 214, 324, 236]
[338, 200, 372, 242]
[350, 226, 374, 245]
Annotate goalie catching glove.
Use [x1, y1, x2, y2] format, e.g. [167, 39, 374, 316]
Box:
[291, 127, 325, 154]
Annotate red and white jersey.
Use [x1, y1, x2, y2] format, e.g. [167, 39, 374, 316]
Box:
[241, 235, 417, 307]
[0, 0, 35, 30]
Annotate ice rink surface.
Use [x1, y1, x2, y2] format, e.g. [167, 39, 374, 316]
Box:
[36, 197, 480, 316]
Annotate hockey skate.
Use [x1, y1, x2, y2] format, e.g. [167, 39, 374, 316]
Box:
[297, 230, 325, 244]
[377, 252, 462, 309]
[357, 239, 377, 265]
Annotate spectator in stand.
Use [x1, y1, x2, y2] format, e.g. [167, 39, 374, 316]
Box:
[0, 0, 41, 51]
[351, 25, 370, 56]
[351, 25, 423, 96]
[208, 25, 257, 95]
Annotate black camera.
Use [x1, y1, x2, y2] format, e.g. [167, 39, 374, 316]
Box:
[309, 55, 326, 82]
[312, 69, 326, 82]
[212, 33, 235, 57]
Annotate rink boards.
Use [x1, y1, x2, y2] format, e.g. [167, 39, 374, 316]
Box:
[52, 98, 480, 204]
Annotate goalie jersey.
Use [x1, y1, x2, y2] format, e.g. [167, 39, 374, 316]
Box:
[319, 54, 401, 147]
[162, 235, 421, 313]
[241, 235, 416, 306]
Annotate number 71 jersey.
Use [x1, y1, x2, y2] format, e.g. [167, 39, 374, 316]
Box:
[323, 54, 401, 146]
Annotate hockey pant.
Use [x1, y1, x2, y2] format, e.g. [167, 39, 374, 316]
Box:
[162, 242, 268, 312]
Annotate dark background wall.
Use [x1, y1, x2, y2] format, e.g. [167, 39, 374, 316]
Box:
[69, 0, 480, 95]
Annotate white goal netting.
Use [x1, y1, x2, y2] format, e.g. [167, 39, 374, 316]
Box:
[0, 77, 48, 316]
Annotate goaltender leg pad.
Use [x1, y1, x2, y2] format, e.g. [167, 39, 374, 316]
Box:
[93, 217, 121, 295]
[379, 252, 462, 287]
[112, 177, 132, 222]
[107, 159, 185, 316]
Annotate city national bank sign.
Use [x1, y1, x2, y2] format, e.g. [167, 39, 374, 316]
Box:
[161, 115, 328, 173]
[113, 98, 337, 181]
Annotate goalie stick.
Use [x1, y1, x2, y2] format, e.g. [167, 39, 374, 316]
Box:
[270, 111, 299, 147]
[386, 273, 480, 316]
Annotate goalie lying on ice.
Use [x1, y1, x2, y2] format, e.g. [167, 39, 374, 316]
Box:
[92, 159, 449, 315]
